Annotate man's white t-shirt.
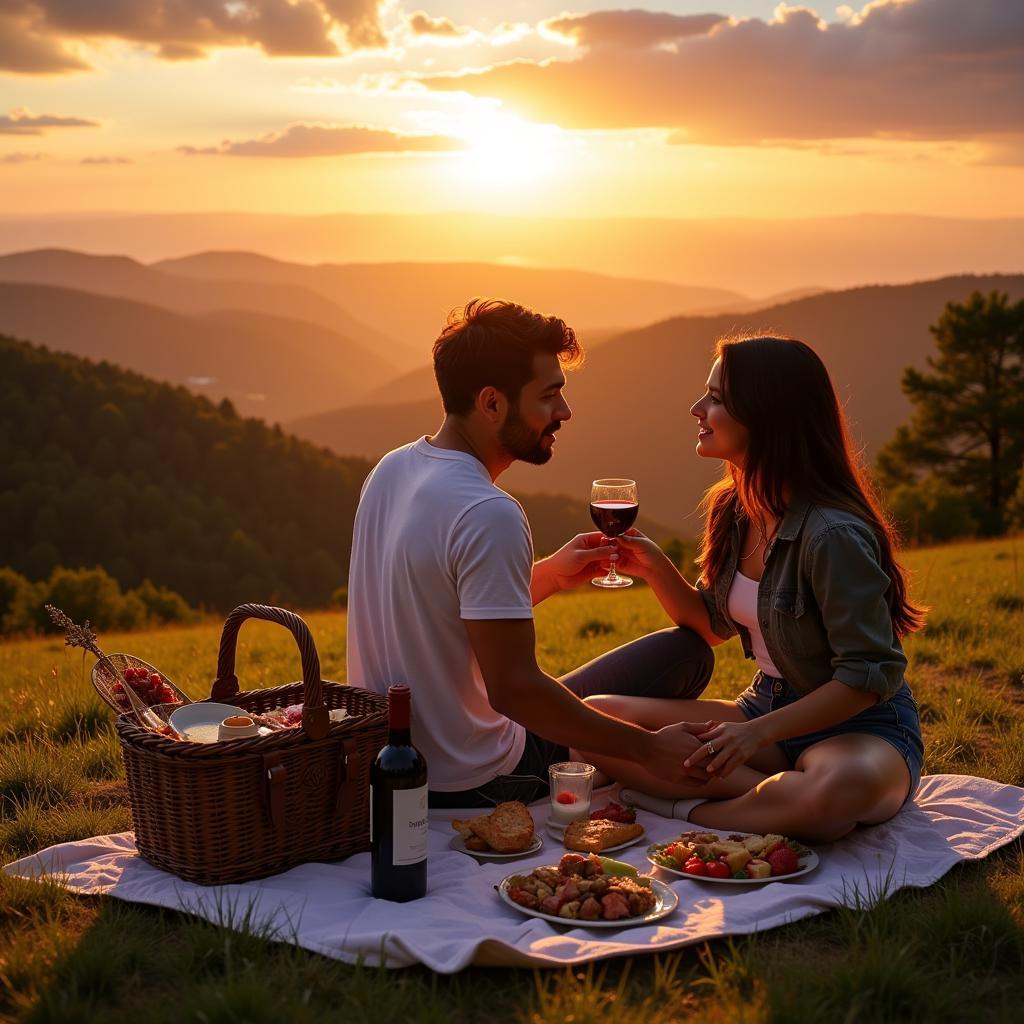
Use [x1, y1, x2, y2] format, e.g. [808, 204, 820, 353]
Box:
[346, 437, 532, 791]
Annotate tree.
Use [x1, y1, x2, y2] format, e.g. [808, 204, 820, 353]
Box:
[876, 291, 1024, 535]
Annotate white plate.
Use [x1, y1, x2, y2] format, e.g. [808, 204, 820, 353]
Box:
[497, 871, 677, 928]
[448, 833, 543, 859]
[546, 821, 646, 854]
[646, 842, 820, 883]
[168, 701, 246, 743]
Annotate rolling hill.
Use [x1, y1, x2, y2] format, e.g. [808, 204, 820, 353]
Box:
[0, 335, 674, 611]
[2, 211, 1020, 295]
[0, 248, 412, 365]
[154, 252, 751, 360]
[286, 273, 1024, 531]
[0, 282, 399, 422]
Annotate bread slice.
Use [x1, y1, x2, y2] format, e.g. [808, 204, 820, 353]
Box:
[564, 819, 644, 853]
[451, 801, 534, 853]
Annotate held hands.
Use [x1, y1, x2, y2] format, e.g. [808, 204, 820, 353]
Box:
[684, 719, 766, 779]
[649, 720, 719, 785]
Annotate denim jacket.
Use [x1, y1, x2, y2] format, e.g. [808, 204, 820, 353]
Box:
[697, 497, 907, 701]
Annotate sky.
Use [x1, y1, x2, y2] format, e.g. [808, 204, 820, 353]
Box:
[1, 0, 1023, 220]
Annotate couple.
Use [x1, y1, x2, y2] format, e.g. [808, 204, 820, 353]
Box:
[346, 299, 925, 843]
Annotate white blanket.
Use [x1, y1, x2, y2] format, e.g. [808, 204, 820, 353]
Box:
[5, 774, 1022, 972]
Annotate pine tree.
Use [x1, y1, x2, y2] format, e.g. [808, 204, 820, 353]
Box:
[876, 291, 1024, 534]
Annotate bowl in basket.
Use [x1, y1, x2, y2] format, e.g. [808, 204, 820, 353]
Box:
[169, 701, 247, 743]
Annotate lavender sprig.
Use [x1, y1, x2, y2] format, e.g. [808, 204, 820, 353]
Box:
[46, 605, 104, 659]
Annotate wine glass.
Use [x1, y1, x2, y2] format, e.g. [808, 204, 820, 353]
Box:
[590, 478, 639, 588]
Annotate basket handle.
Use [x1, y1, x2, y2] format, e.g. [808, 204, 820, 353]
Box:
[211, 603, 329, 741]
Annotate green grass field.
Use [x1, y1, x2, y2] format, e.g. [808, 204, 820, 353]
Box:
[1, 537, 1023, 1022]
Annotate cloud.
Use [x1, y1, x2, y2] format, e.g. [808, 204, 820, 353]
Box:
[0, 151, 44, 163]
[80, 155, 133, 165]
[542, 10, 727, 49]
[0, 110, 99, 135]
[407, 11, 469, 39]
[419, 0, 1024, 146]
[0, 0, 387, 74]
[178, 122, 463, 157]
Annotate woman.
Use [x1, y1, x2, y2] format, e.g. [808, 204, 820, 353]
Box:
[580, 334, 925, 843]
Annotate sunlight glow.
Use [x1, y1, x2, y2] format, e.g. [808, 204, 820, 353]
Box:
[451, 109, 564, 190]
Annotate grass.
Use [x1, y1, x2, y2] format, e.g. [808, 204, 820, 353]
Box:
[0, 535, 1022, 1022]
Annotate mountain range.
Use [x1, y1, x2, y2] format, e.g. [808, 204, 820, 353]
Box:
[286, 274, 1024, 530]
[1, 212, 1019, 294]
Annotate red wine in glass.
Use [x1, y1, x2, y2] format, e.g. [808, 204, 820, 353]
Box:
[590, 478, 638, 588]
[590, 501, 639, 537]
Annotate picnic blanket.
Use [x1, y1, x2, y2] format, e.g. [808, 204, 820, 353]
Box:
[5, 773, 1022, 972]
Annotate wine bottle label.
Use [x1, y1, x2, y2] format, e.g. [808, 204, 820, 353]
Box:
[392, 784, 429, 866]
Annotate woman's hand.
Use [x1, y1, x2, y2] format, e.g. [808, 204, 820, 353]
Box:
[683, 719, 767, 779]
[609, 529, 672, 582]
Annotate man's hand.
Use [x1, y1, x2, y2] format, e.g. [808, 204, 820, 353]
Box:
[647, 720, 718, 785]
[539, 532, 618, 593]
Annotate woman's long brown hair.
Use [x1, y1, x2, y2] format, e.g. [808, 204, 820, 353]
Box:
[695, 334, 926, 637]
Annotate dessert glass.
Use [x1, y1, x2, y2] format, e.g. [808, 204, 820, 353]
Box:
[548, 761, 595, 826]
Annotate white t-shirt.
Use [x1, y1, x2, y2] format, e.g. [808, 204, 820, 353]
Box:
[726, 570, 783, 678]
[346, 437, 532, 791]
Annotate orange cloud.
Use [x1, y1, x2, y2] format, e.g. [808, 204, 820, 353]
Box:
[420, 1, 1024, 145]
[178, 122, 464, 157]
[407, 11, 469, 39]
[0, 0, 386, 74]
[0, 110, 99, 134]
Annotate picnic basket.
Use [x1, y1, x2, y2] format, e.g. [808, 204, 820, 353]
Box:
[111, 603, 388, 885]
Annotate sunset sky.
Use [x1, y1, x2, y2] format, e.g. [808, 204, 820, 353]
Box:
[2, 1, 1022, 220]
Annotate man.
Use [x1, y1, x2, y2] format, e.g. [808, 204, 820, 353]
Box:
[347, 299, 714, 807]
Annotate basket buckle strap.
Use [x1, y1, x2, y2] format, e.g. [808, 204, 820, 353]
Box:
[210, 673, 239, 701]
[263, 751, 287, 835]
[334, 739, 360, 816]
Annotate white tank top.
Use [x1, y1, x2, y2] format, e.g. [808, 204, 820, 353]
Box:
[726, 570, 783, 677]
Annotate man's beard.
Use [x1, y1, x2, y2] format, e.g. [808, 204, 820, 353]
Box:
[499, 405, 560, 465]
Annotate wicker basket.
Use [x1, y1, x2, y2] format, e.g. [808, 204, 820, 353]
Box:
[113, 603, 387, 885]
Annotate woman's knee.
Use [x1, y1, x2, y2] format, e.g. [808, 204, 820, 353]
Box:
[583, 693, 631, 717]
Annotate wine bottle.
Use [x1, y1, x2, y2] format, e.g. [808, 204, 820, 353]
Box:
[370, 684, 428, 901]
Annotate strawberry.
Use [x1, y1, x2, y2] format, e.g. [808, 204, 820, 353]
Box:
[767, 846, 800, 876]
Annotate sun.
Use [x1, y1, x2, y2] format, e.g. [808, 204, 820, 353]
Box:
[452, 109, 563, 190]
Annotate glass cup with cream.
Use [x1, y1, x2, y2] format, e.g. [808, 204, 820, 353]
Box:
[548, 761, 596, 827]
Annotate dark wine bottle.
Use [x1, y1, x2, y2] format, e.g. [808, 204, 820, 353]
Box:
[370, 684, 428, 901]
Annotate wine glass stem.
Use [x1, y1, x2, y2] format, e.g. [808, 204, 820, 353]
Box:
[606, 544, 619, 582]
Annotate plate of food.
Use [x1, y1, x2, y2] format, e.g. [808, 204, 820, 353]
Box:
[451, 801, 540, 859]
[646, 829, 818, 883]
[498, 853, 677, 927]
[449, 833, 542, 859]
[559, 813, 646, 855]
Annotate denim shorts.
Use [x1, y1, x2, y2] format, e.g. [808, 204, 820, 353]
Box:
[734, 673, 925, 802]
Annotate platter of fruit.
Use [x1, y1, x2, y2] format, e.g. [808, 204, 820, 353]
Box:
[646, 830, 818, 884]
[497, 853, 677, 927]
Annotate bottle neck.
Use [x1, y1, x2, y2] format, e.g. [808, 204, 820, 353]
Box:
[387, 683, 412, 743]
[388, 725, 412, 746]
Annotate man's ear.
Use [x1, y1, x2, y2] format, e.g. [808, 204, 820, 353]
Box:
[475, 385, 507, 425]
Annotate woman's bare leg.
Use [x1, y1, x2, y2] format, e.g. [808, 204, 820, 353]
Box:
[576, 696, 912, 842]
[690, 734, 913, 842]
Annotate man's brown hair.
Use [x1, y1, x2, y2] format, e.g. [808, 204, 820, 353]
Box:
[432, 298, 583, 415]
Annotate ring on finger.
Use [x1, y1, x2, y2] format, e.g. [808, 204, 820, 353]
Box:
[706, 741, 715, 756]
